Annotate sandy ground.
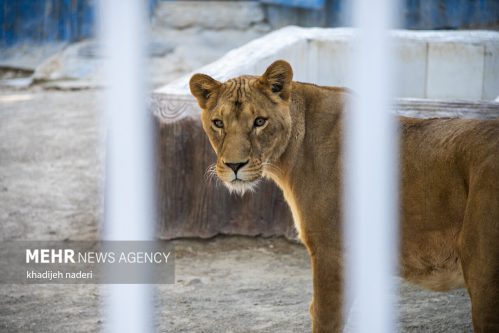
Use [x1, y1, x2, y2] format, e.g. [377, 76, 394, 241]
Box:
[0, 89, 473, 332]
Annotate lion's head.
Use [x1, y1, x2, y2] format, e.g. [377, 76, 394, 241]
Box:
[189, 60, 293, 195]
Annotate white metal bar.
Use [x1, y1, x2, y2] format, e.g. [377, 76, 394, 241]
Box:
[344, 0, 399, 332]
[99, 0, 154, 332]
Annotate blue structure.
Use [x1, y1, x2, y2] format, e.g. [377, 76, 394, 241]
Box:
[264, 0, 499, 29]
[1, 0, 498, 47]
[261, 0, 325, 10]
[403, 0, 499, 29]
[0, 0, 95, 47]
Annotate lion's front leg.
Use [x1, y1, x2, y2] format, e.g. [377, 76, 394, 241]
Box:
[307, 241, 344, 333]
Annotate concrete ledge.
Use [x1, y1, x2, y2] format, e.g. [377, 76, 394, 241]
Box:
[156, 26, 499, 106]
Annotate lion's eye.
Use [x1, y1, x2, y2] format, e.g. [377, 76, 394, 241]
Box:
[254, 117, 267, 127]
[212, 119, 224, 128]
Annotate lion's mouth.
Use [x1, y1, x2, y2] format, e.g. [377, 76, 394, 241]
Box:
[224, 178, 260, 195]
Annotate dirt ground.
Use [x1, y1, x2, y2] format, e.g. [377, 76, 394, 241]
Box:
[0, 89, 473, 332]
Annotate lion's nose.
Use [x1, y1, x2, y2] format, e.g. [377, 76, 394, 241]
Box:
[224, 160, 249, 174]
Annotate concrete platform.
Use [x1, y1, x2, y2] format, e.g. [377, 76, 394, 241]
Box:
[156, 27, 499, 102]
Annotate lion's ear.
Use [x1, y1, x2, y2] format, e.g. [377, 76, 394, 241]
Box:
[260, 60, 293, 101]
[189, 74, 221, 109]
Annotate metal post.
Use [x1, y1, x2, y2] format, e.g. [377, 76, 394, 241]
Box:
[344, 0, 399, 332]
[99, 0, 154, 332]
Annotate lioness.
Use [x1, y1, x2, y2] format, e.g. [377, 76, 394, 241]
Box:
[189, 60, 499, 333]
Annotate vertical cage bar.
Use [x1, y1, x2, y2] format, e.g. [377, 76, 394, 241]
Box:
[344, 0, 399, 332]
[99, 0, 154, 332]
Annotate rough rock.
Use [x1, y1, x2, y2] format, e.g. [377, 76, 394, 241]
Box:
[154, 1, 265, 30]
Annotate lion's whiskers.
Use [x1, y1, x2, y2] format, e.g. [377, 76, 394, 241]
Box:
[204, 163, 221, 187]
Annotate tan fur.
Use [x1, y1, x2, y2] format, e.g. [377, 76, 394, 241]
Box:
[190, 60, 499, 333]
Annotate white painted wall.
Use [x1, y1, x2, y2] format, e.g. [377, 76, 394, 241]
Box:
[156, 27, 499, 101]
